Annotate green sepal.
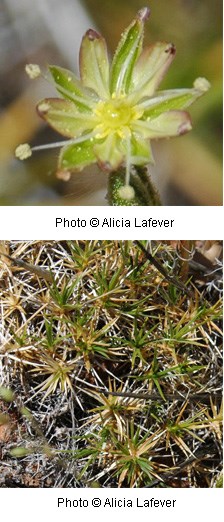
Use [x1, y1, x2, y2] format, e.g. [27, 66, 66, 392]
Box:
[94, 134, 124, 170]
[142, 88, 208, 120]
[37, 98, 96, 138]
[130, 134, 154, 165]
[130, 41, 176, 99]
[139, 110, 192, 138]
[110, 7, 150, 95]
[49, 65, 95, 111]
[80, 30, 110, 98]
[59, 139, 95, 170]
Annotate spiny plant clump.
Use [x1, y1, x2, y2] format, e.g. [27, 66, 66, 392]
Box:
[0, 240, 222, 488]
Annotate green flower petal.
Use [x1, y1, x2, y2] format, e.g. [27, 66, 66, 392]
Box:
[80, 30, 110, 99]
[49, 65, 95, 111]
[140, 86, 210, 119]
[130, 134, 153, 165]
[110, 7, 150, 96]
[136, 110, 192, 138]
[37, 98, 97, 138]
[130, 41, 176, 100]
[94, 134, 124, 170]
[59, 139, 95, 170]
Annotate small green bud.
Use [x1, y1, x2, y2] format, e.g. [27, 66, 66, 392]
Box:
[0, 386, 15, 402]
[10, 447, 33, 457]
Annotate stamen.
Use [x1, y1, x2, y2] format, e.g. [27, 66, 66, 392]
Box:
[26, 63, 96, 111]
[31, 132, 95, 151]
[116, 133, 135, 199]
[25, 64, 41, 79]
[193, 77, 211, 92]
[136, 93, 183, 111]
[118, 185, 135, 200]
[15, 132, 95, 160]
[15, 143, 32, 160]
[125, 135, 131, 186]
[31, 141, 71, 152]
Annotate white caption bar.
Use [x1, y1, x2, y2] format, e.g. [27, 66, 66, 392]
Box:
[1, 488, 223, 522]
[0, 206, 222, 239]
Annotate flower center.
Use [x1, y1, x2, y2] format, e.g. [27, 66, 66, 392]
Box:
[94, 96, 143, 139]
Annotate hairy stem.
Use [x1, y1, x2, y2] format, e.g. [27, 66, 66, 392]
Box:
[107, 166, 162, 206]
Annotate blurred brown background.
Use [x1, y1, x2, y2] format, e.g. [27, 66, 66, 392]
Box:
[0, 0, 222, 205]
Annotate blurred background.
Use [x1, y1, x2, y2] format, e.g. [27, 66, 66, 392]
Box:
[0, 0, 222, 205]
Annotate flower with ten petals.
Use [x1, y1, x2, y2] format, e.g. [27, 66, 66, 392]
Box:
[15, 7, 210, 205]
